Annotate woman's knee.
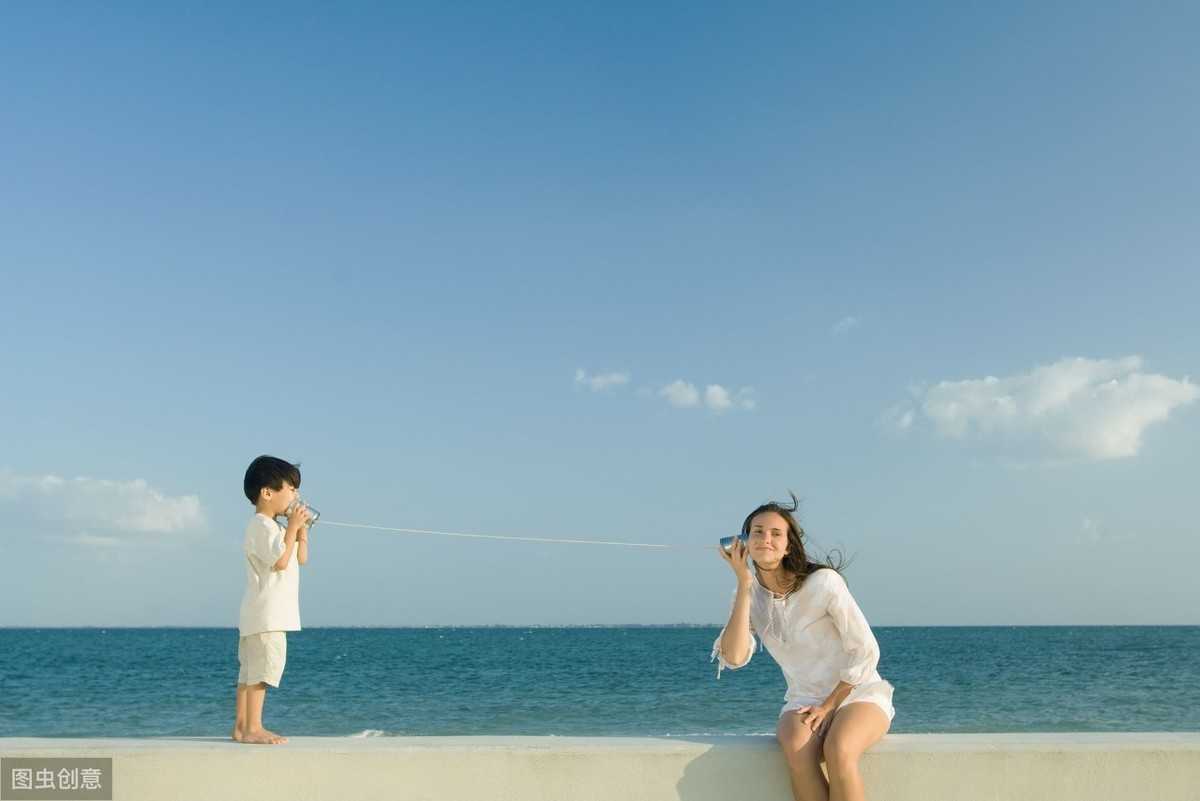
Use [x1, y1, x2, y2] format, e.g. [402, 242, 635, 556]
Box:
[822, 732, 861, 774]
[777, 718, 821, 764]
[823, 703, 889, 773]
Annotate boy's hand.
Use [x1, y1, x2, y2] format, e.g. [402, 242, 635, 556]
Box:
[286, 502, 314, 531]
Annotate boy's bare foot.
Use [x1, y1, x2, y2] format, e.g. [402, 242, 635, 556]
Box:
[241, 728, 287, 744]
[231, 727, 244, 742]
[260, 727, 288, 744]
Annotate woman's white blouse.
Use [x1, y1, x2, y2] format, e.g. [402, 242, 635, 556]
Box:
[711, 568, 884, 702]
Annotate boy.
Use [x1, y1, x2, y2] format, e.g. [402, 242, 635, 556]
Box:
[233, 455, 312, 744]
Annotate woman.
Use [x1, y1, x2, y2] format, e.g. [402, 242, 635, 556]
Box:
[714, 494, 894, 801]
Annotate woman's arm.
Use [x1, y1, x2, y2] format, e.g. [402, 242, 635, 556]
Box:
[712, 540, 757, 675]
[719, 583, 755, 666]
[820, 680, 854, 711]
[795, 573, 879, 732]
[824, 570, 881, 685]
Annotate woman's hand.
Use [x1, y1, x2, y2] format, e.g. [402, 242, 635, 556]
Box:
[718, 538, 754, 588]
[793, 703, 834, 735]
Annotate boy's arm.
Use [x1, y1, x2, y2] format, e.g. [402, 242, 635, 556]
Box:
[271, 523, 301, 571]
[297, 528, 309, 566]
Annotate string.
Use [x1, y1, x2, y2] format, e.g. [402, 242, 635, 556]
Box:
[320, 520, 718, 550]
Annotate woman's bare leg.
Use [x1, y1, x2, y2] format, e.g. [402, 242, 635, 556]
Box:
[823, 702, 890, 801]
[776, 710, 829, 801]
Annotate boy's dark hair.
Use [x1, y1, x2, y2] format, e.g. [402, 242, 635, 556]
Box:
[243, 455, 301, 504]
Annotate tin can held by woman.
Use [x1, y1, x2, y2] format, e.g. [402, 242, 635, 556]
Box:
[719, 532, 749, 554]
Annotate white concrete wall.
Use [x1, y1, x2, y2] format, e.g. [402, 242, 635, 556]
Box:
[3, 734, 1199, 801]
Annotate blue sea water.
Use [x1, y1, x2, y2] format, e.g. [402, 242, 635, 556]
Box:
[1, 627, 1197, 738]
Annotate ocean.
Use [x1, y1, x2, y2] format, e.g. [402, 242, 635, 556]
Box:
[1, 626, 1197, 737]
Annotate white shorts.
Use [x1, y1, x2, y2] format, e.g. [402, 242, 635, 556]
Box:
[780, 679, 895, 723]
[238, 631, 287, 687]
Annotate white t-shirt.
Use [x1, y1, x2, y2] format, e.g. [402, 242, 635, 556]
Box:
[238, 513, 301, 636]
[711, 568, 886, 701]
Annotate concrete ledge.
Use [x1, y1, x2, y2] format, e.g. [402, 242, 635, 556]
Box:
[3, 734, 1199, 801]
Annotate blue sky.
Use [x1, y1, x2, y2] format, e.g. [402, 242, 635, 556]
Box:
[2, 1, 1197, 626]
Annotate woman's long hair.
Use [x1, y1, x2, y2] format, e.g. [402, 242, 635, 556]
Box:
[741, 491, 844, 595]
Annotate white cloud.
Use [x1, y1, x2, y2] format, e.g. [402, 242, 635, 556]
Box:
[705, 385, 733, 412]
[706, 384, 756, 412]
[832, 316, 860, 335]
[0, 471, 205, 536]
[885, 356, 1198, 461]
[660, 380, 701, 408]
[659, 381, 755, 412]
[574, 368, 631, 392]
